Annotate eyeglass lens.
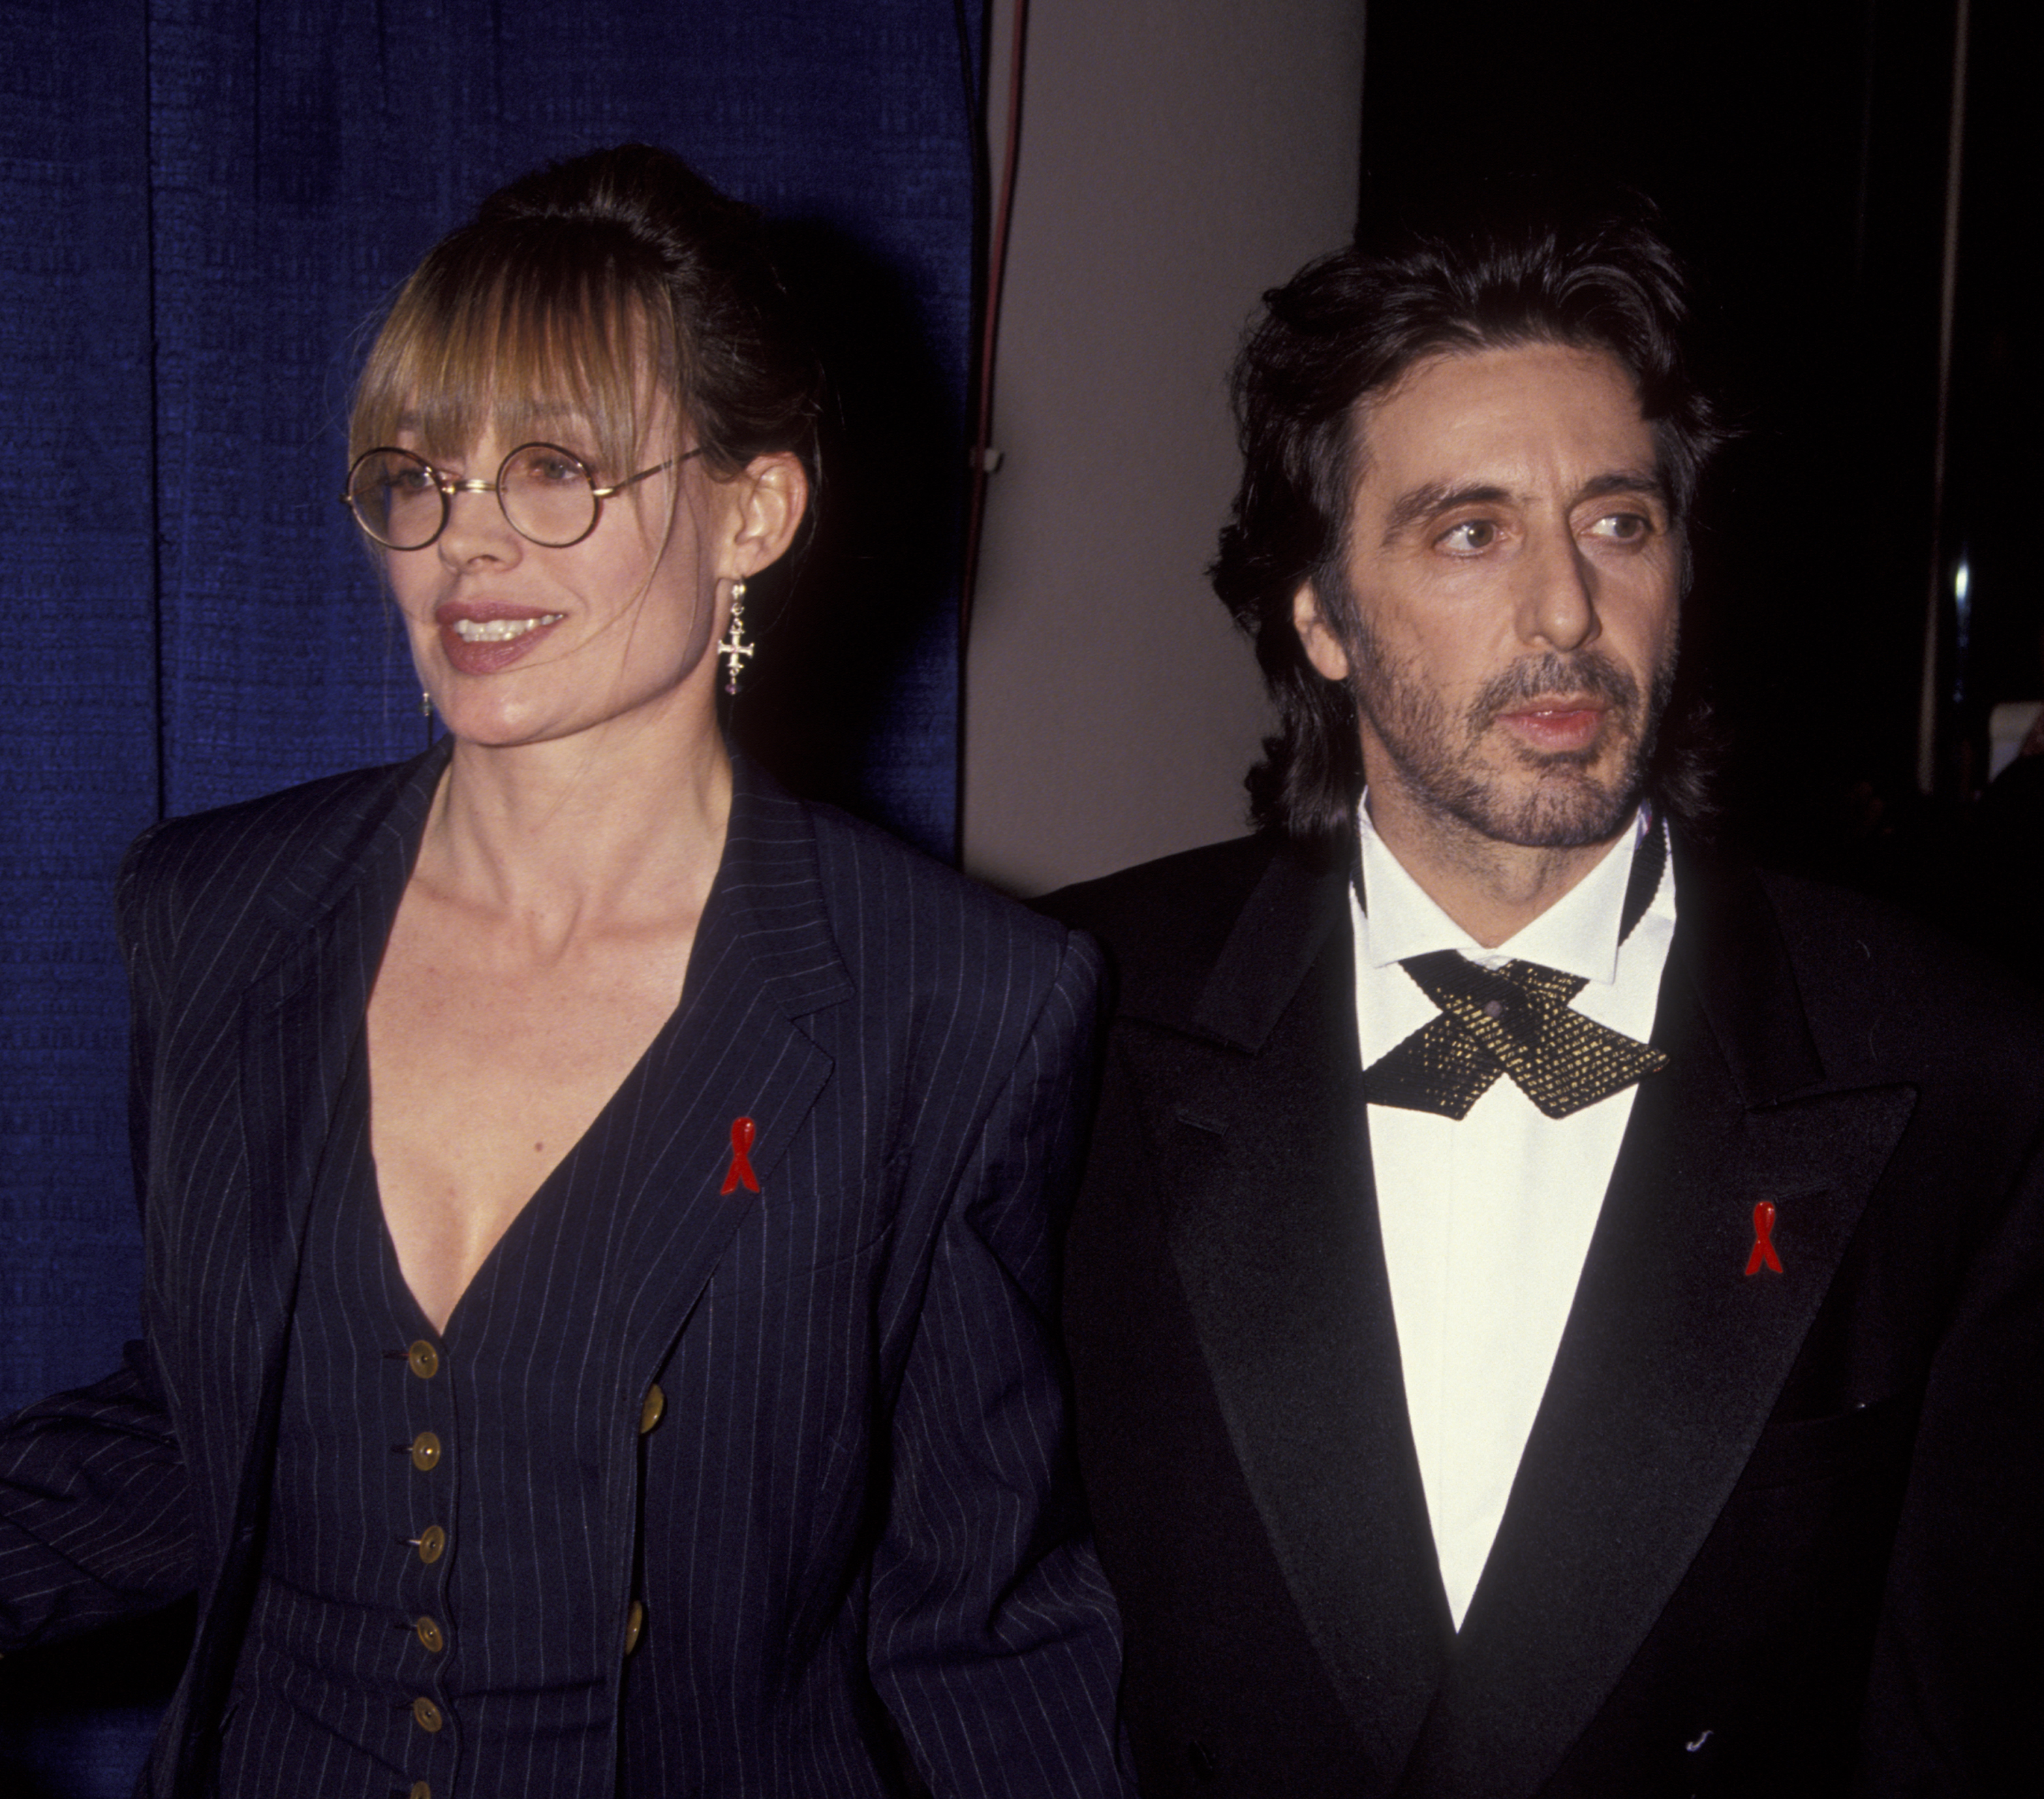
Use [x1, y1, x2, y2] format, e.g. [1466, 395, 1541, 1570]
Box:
[346, 445, 604, 550]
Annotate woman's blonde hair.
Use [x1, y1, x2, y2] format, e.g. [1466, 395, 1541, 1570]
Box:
[350, 144, 820, 497]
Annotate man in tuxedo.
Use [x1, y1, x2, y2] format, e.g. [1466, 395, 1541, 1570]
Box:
[1044, 204, 2044, 1797]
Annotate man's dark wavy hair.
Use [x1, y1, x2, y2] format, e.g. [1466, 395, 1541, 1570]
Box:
[1212, 191, 1726, 855]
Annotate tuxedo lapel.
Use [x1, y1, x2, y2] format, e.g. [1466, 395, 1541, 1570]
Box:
[1154, 847, 1453, 1782]
[1397, 850, 1917, 1798]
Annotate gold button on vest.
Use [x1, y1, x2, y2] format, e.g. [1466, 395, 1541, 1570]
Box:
[411, 1695, 444, 1733]
[638, 1384, 666, 1435]
[415, 1525, 446, 1564]
[409, 1783, 432, 1799]
[414, 1615, 445, 1654]
[406, 1341, 440, 1379]
[409, 1431, 442, 1472]
[624, 1599, 646, 1656]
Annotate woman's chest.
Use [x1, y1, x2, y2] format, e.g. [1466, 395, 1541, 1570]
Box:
[364, 900, 694, 1331]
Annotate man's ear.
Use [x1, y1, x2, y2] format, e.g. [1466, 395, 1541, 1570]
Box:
[726, 451, 808, 578]
[1292, 582, 1353, 682]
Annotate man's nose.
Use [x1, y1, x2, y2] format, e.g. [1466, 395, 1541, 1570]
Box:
[1519, 524, 1599, 652]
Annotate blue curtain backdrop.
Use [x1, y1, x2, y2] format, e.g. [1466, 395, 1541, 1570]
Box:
[0, 1, 978, 1787]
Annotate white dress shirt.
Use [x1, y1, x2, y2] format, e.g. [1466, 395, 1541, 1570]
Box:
[1350, 800, 1676, 1628]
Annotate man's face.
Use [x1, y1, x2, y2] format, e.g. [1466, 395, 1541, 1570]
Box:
[1294, 340, 1682, 851]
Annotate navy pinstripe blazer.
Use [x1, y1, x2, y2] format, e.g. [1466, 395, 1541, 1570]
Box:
[0, 743, 1128, 1798]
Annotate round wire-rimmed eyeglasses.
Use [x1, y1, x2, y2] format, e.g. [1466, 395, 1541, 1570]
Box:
[341, 442, 702, 550]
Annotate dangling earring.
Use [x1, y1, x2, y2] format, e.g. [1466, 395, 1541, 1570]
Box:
[718, 579, 755, 695]
[420, 688, 433, 719]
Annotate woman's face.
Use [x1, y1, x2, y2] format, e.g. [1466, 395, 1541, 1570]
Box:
[385, 394, 798, 753]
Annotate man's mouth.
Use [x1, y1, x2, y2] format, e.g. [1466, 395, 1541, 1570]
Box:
[1493, 700, 1609, 752]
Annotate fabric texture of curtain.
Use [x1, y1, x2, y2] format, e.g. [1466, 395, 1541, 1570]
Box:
[1, 2, 978, 1788]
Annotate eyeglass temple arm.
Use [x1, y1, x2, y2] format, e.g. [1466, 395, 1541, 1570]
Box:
[591, 449, 700, 499]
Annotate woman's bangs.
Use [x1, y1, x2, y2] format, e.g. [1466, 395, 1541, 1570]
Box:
[353, 240, 677, 480]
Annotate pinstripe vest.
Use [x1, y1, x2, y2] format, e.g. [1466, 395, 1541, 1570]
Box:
[219, 1021, 657, 1797]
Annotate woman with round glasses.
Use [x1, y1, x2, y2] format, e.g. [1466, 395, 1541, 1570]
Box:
[0, 145, 1124, 1798]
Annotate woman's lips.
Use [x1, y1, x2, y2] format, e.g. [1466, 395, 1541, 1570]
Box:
[435, 610, 564, 675]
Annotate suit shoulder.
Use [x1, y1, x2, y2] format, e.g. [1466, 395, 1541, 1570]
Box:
[119, 751, 437, 969]
[1038, 834, 1282, 981]
[128, 755, 426, 882]
[800, 796, 1094, 984]
[1755, 865, 2044, 1075]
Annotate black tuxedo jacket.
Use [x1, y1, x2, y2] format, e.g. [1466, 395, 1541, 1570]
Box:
[1044, 831, 2044, 1799]
[0, 745, 1127, 1798]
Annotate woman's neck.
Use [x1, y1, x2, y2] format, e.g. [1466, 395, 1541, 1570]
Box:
[420, 706, 733, 941]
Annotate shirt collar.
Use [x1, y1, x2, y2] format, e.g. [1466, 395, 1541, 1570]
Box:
[1354, 796, 1652, 988]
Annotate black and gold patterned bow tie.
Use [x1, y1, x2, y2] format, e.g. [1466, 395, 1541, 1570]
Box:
[1359, 822, 1669, 1121]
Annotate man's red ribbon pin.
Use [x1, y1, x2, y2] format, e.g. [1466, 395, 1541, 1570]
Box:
[722, 1116, 760, 1194]
[1744, 1200, 1783, 1276]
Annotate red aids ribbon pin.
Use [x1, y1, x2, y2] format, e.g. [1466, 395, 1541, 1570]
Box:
[1744, 1200, 1783, 1276]
[722, 1116, 760, 1194]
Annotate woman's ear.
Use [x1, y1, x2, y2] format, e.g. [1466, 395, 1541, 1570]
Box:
[726, 451, 808, 578]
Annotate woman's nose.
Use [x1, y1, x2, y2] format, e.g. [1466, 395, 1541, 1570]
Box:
[437, 484, 523, 568]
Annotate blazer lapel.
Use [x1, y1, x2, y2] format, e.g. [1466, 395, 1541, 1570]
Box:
[234, 747, 446, 1373]
[574, 760, 853, 1448]
[1156, 847, 1454, 1783]
[174, 746, 443, 1794]
[1398, 848, 1917, 1798]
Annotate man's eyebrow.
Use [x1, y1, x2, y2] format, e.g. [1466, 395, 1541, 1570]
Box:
[1577, 467, 1670, 507]
[1377, 467, 1673, 547]
[1378, 481, 1511, 546]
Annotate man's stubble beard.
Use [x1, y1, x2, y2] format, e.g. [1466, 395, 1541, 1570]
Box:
[1344, 608, 1676, 851]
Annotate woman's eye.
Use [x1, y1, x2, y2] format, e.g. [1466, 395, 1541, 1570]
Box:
[523, 453, 588, 486]
[388, 465, 437, 495]
[1438, 519, 1498, 553]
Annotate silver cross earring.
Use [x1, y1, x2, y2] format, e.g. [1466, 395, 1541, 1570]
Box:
[718, 580, 754, 695]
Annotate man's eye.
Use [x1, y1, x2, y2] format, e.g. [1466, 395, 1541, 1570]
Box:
[1586, 511, 1652, 542]
[388, 465, 438, 495]
[1438, 519, 1498, 552]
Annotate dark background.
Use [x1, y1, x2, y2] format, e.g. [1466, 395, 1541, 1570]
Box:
[1361, 0, 2043, 932]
